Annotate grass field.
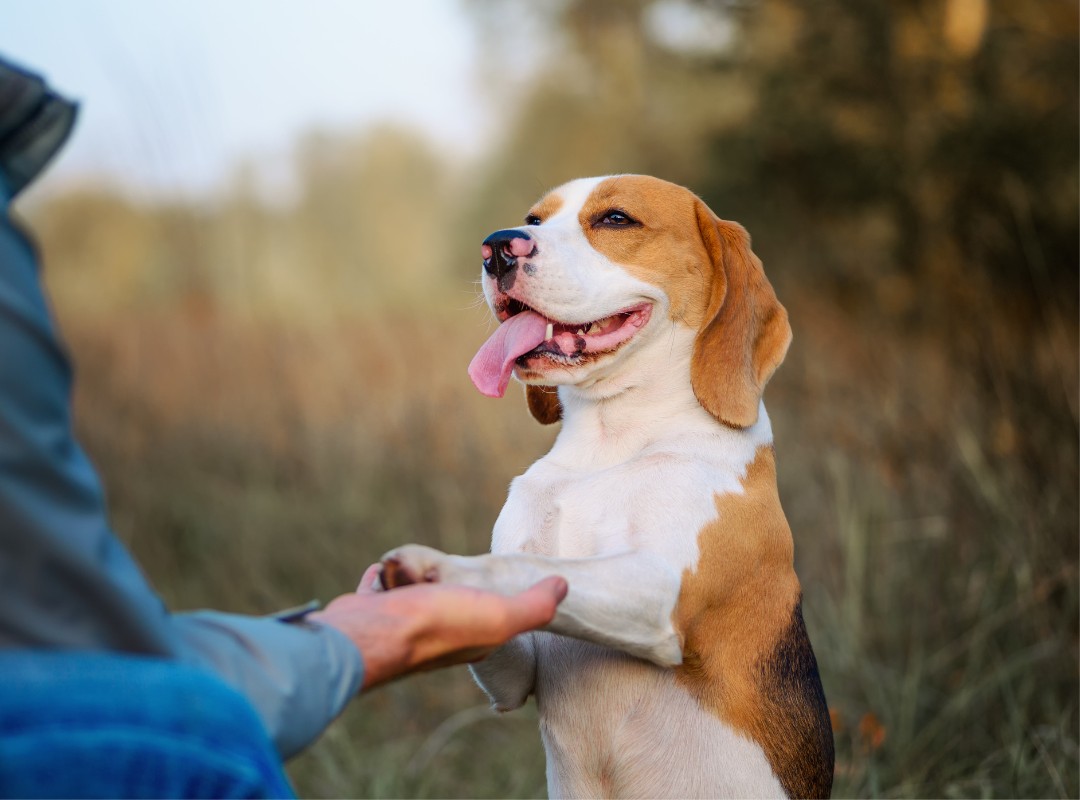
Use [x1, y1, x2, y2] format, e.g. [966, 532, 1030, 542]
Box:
[54, 285, 1077, 797]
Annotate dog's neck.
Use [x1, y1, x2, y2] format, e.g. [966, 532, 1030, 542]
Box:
[546, 325, 766, 468]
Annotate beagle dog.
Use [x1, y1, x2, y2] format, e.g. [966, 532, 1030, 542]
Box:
[379, 175, 834, 799]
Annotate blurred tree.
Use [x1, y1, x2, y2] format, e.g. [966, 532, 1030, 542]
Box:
[464, 0, 1079, 466]
[697, 0, 1079, 326]
[466, 0, 1078, 324]
[31, 121, 457, 318]
[459, 0, 754, 259]
[292, 124, 454, 311]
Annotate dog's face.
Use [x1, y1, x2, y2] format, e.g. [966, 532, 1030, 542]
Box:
[469, 175, 792, 429]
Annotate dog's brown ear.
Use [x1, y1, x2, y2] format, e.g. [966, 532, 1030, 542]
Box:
[526, 384, 562, 425]
[691, 203, 792, 428]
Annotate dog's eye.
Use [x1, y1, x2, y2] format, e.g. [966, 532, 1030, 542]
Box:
[595, 210, 638, 227]
[524, 215, 542, 226]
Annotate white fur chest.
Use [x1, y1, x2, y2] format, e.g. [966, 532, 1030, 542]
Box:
[491, 460, 636, 558]
[491, 405, 775, 565]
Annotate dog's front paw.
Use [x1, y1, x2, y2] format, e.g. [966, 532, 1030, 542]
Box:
[379, 544, 450, 589]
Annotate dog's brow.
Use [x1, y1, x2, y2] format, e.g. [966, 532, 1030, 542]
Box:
[530, 192, 565, 221]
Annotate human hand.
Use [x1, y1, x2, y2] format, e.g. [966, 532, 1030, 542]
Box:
[311, 564, 567, 690]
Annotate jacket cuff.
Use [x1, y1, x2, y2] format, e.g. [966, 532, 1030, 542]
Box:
[171, 611, 364, 759]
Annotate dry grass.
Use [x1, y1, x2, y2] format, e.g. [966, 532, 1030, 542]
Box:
[62, 307, 556, 797]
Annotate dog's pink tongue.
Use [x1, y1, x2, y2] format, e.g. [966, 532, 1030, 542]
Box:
[469, 310, 549, 398]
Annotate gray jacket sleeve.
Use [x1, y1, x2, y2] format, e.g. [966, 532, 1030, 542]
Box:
[0, 58, 364, 759]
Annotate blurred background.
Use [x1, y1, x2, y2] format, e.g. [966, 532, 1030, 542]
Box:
[3, 0, 1077, 796]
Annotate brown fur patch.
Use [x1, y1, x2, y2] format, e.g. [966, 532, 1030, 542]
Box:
[691, 215, 792, 429]
[675, 446, 833, 799]
[526, 384, 562, 425]
[527, 191, 565, 224]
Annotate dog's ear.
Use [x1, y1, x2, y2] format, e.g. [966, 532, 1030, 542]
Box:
[691, 202, 792, 429]
[526, 384, 562, 425]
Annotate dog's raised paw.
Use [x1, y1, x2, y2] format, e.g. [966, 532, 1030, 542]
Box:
[379, 544, 447, 589]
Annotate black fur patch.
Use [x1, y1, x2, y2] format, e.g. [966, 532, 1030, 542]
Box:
[498, 268, 517, 292]
[759, 599, 834, 799]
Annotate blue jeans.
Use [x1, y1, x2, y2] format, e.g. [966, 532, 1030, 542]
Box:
[0, 651, 296, 799]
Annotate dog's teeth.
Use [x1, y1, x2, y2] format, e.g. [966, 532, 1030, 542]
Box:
[545, 323, 554, 340]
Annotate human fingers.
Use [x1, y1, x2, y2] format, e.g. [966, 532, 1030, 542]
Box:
[357, 563, 383, 594]
[399, 580, 566, 674]
[320, 575, 570, 689]
[495, 576, 568, 637]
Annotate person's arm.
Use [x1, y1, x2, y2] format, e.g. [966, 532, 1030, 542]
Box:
[0, 57, 565, 761]
[0, 157, 365, 758]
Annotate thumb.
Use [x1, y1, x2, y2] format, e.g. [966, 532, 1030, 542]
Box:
[356, 563, 383, 594]
[501, 575, 568, 634]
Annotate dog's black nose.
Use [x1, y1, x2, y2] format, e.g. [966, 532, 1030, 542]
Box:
[482, 229, 535, 281]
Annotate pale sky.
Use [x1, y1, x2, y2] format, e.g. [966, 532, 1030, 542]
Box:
[0, 0, 492, 200]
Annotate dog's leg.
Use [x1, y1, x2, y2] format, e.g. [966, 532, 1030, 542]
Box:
[380, 545, 683, 666]
[468, 633, 537, 711]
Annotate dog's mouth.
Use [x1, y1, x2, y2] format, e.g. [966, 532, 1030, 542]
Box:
[469, 299, 652, 398]
[510, 299, 652, 362]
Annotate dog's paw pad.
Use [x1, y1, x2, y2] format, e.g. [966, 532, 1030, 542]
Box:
[379, 545, 445, 589]
[380, 557, 419, 589]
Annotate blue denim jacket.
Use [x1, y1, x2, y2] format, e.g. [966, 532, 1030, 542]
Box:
[0, 57, 363, 759]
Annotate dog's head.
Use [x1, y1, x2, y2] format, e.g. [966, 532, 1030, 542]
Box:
[468, 175, 791, 429]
